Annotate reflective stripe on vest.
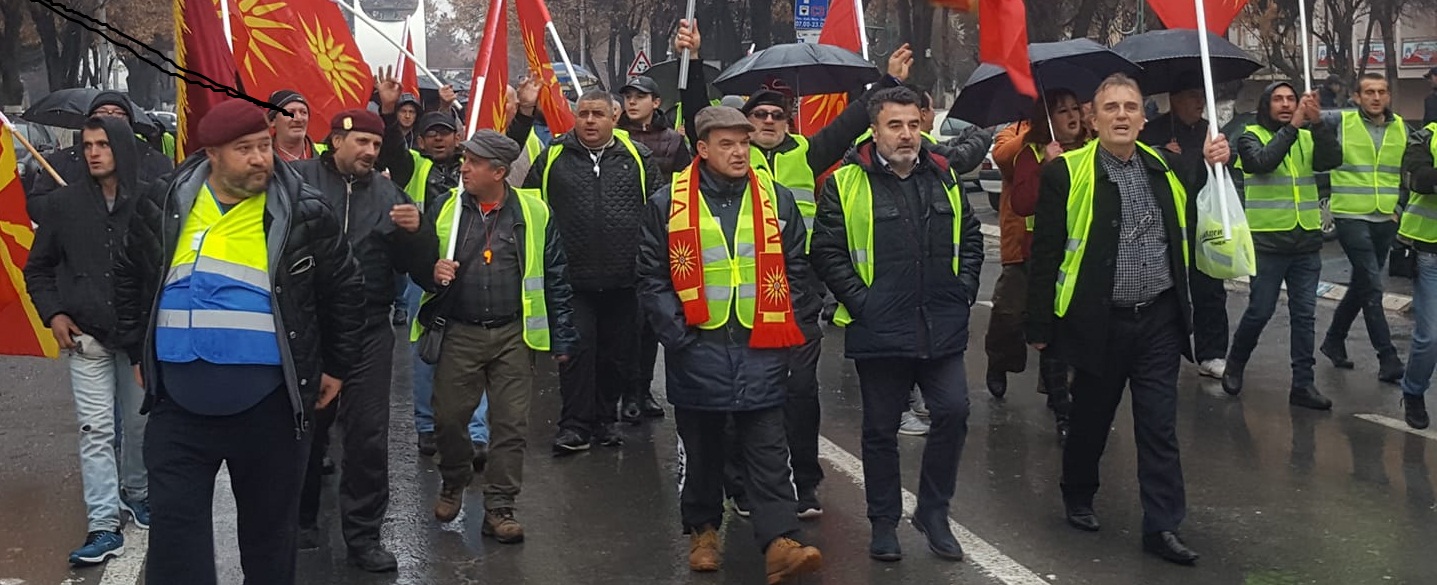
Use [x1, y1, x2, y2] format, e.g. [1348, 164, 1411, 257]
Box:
[155, 187, 281, 365]
[753, 135, 817, 234]
[542, 134, 648, 199]
[828, 163, 965, 327]
[1053, 141, 1190, 318]
[1330, 111, 1404, 215]
[673, 174, 780, 329]
[1400, 124, 1437, 243]
[405, 150, 434, 211]
[1239, 124, 1322, 231]
[411, 188, 553, 351]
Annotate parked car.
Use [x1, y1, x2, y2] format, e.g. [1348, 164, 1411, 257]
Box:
[935, 110, 1006, 202]
[1220, 110, 1337, 241]
[9, 119, 58, 192]
[149, 110, 178, 134]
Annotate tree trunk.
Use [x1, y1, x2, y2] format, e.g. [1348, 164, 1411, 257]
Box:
[1069, 0, 1103, 40]
[905, 2, 936, 90]
[1025, 0, 1063, 42]
[29, 5, 91, 91]
[0, 0, 25, 105]
[1357, 14, 1376, 79]
[749, 0, 773, 49]
[1376, 8, 1400, 104]
[123, 52, 165, 108]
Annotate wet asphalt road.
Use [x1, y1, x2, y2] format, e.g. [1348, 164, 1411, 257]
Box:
[3, 249, 1436, 585]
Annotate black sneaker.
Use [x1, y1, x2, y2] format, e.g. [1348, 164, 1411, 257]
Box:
[297, 525, 320, 551]
[1405, 394, 1430, 430]
[595, 422, 625, 447]
[729, 494, 752, 518]
[620, 397, 643, 424]
[348, 545, 398, 572]
[552, 428, 591, 455]
[1289, 385, 1333, 411]
[391, 307, 408, 327]
[1379, 354, 1406, 385]
[639, 394, 666, 418]
[796, 488, 823, 519]
[1320, 339, 1354, 369]
[472, 441, 489, 472]
[417, 432, 437, 457]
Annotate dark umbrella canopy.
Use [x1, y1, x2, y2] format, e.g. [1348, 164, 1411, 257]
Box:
[22, 88, 160, 133]
[712, 43, 880, 96]
[640, 59, 723, 106]
[1113, 29, 1262, 95]
[948, 39, 1144, 127]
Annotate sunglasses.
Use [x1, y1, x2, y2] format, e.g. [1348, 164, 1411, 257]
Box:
[749, 110, 788, 121]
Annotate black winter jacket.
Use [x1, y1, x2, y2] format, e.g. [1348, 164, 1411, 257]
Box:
[524, 131, 666, 291]
[1403, 125, 1437, 254]
[811, 143, 985, 360]
[24, 118, 147, 349]
[414, 187, 581, 357]
[29, 138, 173, 225]
[1026, 143, 1202, 373]
[637, 167, 810, 411]
[1235, 81, 1342, 255]
[113, 155, 366, 428]
[292, 153, 438, 318]
[620, 111, 692, 175]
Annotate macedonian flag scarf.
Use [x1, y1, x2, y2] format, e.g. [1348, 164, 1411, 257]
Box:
[668, 160, 806, 349]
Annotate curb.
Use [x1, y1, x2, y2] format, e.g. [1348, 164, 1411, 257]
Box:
[977, 223, 1415, 315]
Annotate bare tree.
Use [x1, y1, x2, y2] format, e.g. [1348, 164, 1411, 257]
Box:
[1312, 0, 1365, 87]
[27, 0, 99, 92]
[1238, 0, 1307, 84]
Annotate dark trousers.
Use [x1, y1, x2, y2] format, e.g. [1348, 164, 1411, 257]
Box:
[1061, 292, 1186, 534]
[559, 289, 639, 435]
[985, 263, 1030, 374]
[432, 321, 532, 508]
[677, 406, 799, 549]
[145, 389, 310, 585]
[299, 319, 393, 550]
[855, 353, 971, 523]
[1327, 219, 1399, 358]
[725, 338, 825, 499]
[1189, 263, 1230, 362]
[1229, 251, 1322, 388]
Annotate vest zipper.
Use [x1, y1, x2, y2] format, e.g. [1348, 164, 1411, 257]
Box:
[343, 178, 355, 234]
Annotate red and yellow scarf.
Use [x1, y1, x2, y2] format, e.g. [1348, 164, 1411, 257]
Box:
[668, 160, 805, 349]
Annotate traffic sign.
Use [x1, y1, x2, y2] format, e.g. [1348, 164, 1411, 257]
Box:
[628, 51, 652, 77]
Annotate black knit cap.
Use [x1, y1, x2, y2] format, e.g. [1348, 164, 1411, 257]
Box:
[88, 90, 133, 119]
[741, 89, 790, 115]
[266, 89, 307, 120]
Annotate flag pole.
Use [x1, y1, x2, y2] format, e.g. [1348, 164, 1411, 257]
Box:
[678, 0, 697, 90]
[219, 0, 234, 52]
[395, 18, 409, 72]
[1194, 0, 1232, 239]
[331, 1, 446, 88]
[853, 0, 869, 60]
[0, 112, 65, 188]
[546, 22, 586, 99]
[1298, 0, 1313, 93]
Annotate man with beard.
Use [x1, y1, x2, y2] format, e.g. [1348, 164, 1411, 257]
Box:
[811, 87, 984, 563]
[113, 99, 364, 584]
[290, 110, 436, 570]
[25, 116, 152, 566]
[27, 91, 174, 223]
[525, 89, 664, 454]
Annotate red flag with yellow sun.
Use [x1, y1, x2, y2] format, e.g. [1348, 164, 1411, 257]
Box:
[226, 0, 373, 144]
[516, 0, 577, 135]
[0, 123, 58, 358]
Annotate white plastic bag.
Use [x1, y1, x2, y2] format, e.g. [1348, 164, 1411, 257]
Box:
[1194, 165, 1256, 279]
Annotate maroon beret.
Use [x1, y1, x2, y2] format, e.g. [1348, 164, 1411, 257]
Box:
[197, 99, 271, 148]
[330, 109, 384, 137]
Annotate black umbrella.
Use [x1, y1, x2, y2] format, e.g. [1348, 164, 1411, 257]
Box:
[640, 59, 723, 106]
[1113, 29, 1262, 95]
[22, 88, 160, 133]
[948, 39, 1144, 127]
[711, 43, 880, 97]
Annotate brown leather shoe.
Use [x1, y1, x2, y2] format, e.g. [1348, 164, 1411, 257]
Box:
[434, 483, 463, 522]
[481, 508, 525, 543]
[765, 537, 822, 584]
[688, 526, 721, 572]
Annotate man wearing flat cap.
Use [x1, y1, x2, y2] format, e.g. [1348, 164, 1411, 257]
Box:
[637, 106, 822, 581]
[673, 18, 914, 521]
[28, 90, 175, 223]
[412, 129, 578, 544]
[288, 109, 437, 570]
[112, 98, 365, 584]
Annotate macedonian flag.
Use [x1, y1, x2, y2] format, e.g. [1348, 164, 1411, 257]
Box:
[0, 123, 58, 358]
[516, 0, 577, 135]
[175, 0, 241, 159]
[226, 0, 373, 143]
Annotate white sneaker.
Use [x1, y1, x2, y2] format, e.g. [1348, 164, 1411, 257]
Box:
[1198, 359, 1227, 379]
[898, 411, 930, 436]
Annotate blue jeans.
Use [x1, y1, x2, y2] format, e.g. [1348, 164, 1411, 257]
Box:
[1403, 252, 1437, 396]
[406, 283, 488, 442]
[1326, 219, 1399, 358]
[70, 334, 147, 532]
[1228, 251, 1322, 388]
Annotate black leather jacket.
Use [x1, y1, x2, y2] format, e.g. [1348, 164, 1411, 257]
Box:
[113, 156, 366, 430]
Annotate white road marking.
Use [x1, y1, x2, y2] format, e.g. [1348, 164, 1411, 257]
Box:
[1355, 413, 1437, 441]
[817, 436, 1051, 585]
[96, 528, 147, 585]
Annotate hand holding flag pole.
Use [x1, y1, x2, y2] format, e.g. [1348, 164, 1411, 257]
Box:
[678, 0, 698, 90]
[0, 111, 65, 188]
[1194, 0, 1233, 239]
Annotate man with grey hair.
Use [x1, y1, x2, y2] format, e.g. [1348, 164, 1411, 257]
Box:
[413, 130, 579, 542]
